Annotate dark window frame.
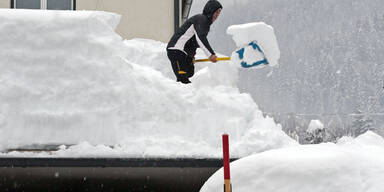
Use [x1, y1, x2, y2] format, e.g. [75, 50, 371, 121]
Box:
[174, 0, 180, 33]
[11, 0, 76, 10]
[174, 0, 193, 33]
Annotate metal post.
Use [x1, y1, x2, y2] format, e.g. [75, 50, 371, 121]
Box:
[222, 134, 232, 192]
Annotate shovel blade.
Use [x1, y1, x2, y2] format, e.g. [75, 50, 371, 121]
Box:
[234, 41, 269, 68]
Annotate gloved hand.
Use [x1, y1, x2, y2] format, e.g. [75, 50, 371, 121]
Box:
[209, 54, 217, 63]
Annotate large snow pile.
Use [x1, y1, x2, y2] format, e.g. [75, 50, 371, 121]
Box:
[0, 9, 296, 157]
[201, 131, 384, 192]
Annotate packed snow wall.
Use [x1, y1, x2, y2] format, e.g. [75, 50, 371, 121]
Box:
[0, 9, 296, 158]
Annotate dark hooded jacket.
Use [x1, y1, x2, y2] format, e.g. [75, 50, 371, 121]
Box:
[167, 0, 222, 57]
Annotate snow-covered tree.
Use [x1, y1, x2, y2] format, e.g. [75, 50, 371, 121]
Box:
[305, 120, 326, 144]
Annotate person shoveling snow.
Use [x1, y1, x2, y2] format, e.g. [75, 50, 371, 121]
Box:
[167, 0, 280, 85]
[167, 0, 222, 84]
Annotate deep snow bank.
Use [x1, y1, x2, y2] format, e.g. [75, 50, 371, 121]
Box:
[200, 131, 384, 192]
[0, 9, 296, 157]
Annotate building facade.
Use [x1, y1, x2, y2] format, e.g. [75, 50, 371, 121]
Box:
[0, 0, 192, 42]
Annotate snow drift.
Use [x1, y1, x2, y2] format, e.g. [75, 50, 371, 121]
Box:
[0, 9, 296, 157]
[201, 131, 384, 192]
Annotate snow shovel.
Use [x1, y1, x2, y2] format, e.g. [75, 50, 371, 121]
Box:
[192, 41, 269, 68]
[179, 57, 231, 74]
[193, 57, 231, 63]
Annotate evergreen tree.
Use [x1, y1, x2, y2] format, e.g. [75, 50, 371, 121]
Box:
[351, 110, 375, 137]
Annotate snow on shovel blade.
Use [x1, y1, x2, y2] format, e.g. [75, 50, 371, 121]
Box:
[227, 22, 280, 69]
[235, 41, 269, 68]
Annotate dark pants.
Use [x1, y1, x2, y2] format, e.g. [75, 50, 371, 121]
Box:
[167, 49, 194, 83]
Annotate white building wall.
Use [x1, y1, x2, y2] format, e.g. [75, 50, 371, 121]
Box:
[77, 0, 177, 43]
[1, 0, 178, 42]
[0, 0, 9, 8]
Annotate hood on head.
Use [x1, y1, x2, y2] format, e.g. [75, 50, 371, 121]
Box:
[203, 0, 222, 23]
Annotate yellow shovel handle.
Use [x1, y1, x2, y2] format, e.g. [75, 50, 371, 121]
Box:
[193, 57, 231, 63]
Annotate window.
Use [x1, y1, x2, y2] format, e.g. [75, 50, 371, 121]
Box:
[47, 0, 72, 10]
[13, 0, 75, 10]
[15, 0, 41, 9]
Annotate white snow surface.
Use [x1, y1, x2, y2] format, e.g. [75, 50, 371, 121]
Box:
[227, 22, 280, 67]
[201, 131, 384, 192]
[0, 9, 296, 157]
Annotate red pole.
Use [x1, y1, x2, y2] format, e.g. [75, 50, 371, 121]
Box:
[222, 134, 231, 192]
